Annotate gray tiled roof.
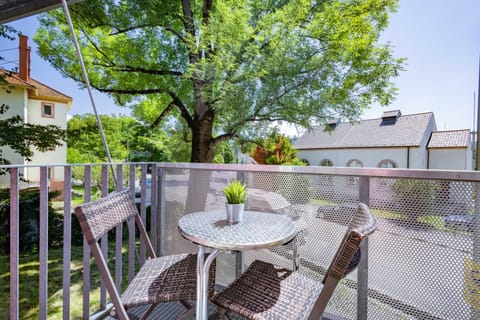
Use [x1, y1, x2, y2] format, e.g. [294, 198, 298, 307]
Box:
[295, 112, 434, 149]
[428, 130, 470, 148]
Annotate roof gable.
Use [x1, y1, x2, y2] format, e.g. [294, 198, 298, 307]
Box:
[295, 111, 435, 149]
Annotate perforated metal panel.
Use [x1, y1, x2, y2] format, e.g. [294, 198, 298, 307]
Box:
[160, 165, 480, 320]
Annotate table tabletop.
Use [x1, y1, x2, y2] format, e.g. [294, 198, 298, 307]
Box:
[178, 210, 296, 251]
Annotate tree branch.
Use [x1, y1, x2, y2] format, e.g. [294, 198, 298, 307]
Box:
[164, 26, 187, 43]
[202, 0, 214, 24]
[80, 26, 116, 66]
[110, 23, 155, 36]
[93, 86, 164, 95]
[181, 0, 196, 40]
[169, 91, 194, 127]
[213, 132, 236, 145]
[92, 63, 183, 76]
[152, 101, 176, 127]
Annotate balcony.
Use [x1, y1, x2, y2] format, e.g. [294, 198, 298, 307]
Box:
[2, 162, 480, 319]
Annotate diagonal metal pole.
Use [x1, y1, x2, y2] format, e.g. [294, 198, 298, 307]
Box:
[60, 0, 117, 184]
[476, 56, 480, 171]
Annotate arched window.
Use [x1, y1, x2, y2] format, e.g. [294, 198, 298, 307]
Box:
[347, 159, 363, 167]
[346, 159, 362, 185]
[320, 159, 333, 167]
[378, 160, 398, 168]
[300, 159, 310, 166]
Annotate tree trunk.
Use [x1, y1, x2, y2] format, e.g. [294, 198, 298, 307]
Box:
[185, 110, 215, 213]
[190, 111, 215, 163]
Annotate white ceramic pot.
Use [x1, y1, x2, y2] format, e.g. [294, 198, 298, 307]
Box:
[225, 203, 245, 224]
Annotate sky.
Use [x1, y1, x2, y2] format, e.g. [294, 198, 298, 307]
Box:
[1, 0, 480, 135]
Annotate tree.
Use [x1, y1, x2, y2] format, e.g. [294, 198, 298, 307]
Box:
[67, 113, 173, 163]
[35, 0, 403, 163]
[67, 114, 129, 162]
[250, 130, 304, 165]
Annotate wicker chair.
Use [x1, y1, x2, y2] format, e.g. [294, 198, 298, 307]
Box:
[74, 189, 216, 320]
[212, 202, 376, 320]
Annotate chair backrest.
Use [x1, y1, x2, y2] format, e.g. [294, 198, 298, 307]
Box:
[74, 188, 156, 256]
[74, 189, 156, 319]
[74, 189, 136, 242]
[308, 203, 376, 319]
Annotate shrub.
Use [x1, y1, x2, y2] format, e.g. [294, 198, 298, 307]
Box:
[390, 179, 440, 223]
[0, 187, 63, 253]
[250, 131, 305, 165]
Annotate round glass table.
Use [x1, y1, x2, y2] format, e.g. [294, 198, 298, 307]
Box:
[178, 210, 297, 320]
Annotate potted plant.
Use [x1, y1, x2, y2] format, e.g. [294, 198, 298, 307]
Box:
[223, 179, 247, 223]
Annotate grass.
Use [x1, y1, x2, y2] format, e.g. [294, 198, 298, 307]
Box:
[0, 242, 133, 319]
[309, 199, 338, 206]
[418, 215, 449, 231]
[310, 198, 464, 233]
[310, 198, 405, 220]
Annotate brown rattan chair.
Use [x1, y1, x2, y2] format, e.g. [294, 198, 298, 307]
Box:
[212, 202, 376, 320]
[74, 189, 216, 320]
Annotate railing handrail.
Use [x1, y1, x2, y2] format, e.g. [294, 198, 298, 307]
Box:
[155, 162, 480, 182]
[2, 161, 480, 182]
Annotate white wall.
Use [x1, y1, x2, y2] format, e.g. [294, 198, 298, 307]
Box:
[0, 87, 27, 165]
[298, 147, 413, 168]
[429, 149, 470, 170]
[26, 99, 67, 182]
[413, 115, 437, 169]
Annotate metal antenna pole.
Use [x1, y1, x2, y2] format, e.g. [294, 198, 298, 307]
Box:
[60, 0, 117, 184]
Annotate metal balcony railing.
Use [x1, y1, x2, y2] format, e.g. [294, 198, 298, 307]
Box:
[2, 162, 480, 320]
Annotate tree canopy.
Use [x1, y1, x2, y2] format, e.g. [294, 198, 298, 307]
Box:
[66, 114, 172, 163]
[35, 0, 403, 163]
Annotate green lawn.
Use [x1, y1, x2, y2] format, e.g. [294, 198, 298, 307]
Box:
[310, 198, 464, 233]
[0, 243, 132, 319]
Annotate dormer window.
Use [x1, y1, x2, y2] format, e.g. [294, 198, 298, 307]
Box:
[42, 102, 55, 118]
[380, 110, 401, 126]
[327, 118, 340, 130]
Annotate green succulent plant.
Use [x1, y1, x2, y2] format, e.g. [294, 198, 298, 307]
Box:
[223, 179, 247, 204]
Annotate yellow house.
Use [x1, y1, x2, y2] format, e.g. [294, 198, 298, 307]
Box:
[0, 35, 72, 190]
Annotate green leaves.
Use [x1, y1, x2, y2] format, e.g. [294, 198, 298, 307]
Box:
[0, 107, 66, 166]
[223, 179, 247, 204]
[250, 130, 305, 165]
[35, 0, 403, 162]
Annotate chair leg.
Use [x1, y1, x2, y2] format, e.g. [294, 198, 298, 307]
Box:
[176, 306, 196, 320]
[141, 304, 158, 320]
[180, 300, 193, 310]
[216, 307, 227, 320]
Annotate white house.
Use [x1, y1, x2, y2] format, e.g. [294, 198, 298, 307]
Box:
[294, 110, 472, 171]
[0, 35, 72, 190]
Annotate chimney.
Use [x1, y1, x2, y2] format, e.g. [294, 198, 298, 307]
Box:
[19, 34, 30, 81]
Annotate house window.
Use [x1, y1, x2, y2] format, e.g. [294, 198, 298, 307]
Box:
[42, 102, 55, 118]
[378, 160, 398, 168]
[320, 159, 333, 167]
[347, 159, 363, 167]
[346, 159, 362, 185]
[300, 159, 310, 166]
